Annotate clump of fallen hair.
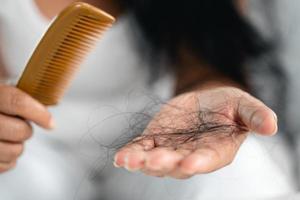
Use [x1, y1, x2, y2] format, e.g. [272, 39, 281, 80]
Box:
[107, 102, 248, 152]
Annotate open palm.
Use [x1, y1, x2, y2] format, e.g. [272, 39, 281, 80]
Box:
[114, 87, 277, 179]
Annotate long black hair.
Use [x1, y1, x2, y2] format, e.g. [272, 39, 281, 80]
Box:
[117, 0, 270, 85]
[116, 0, 289, 135]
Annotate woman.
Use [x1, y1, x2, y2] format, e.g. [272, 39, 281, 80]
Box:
[0, 0, 296, 199]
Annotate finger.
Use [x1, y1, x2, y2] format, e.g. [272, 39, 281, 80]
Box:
[123, 150, 146, 172]
[182, 149, 225, 174]
[142, 148, 190, 177]
[0, 114, 32, 142]
[237, 93, 277, 135]
[0, 142, 24, 163]
[114, 143, 145, 168]
[174, 143, 239, 179]
[142, 148, 183, 176]
[114, 136, 156, 168]
[168, 148, 219, 179]
[167, 149, 196, 179]
[0, 85, 54, 129]
[131, 136, 155, 151]
[0, 161, 17, 173]
[168, 134, 246, 179]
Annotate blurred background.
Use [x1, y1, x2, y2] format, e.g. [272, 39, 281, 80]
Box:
[0, 0, 300, 199]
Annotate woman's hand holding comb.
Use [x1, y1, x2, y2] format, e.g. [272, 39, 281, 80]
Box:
[0, 84, 54, 173]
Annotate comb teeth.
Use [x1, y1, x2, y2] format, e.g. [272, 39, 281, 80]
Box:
[16, 3, 115, 105]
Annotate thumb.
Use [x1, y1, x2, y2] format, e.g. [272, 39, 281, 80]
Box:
[237, 93, 278, 135]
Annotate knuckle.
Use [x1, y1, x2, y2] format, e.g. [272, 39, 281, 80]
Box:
[14, 122, 32, 141]
[9, 90, 26, 111]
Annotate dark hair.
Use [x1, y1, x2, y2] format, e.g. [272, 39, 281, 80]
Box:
[118, 0, 270, 85]
[117, 0, 291, 138]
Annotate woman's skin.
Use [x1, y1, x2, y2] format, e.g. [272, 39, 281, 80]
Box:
[0, 0, 277, 179]
[115, 87, 277, 178]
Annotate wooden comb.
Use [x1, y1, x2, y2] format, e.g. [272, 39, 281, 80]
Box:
[16, 2, 115, 105]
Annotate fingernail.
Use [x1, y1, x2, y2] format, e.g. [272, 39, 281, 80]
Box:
[273, 111, 278, 123]
[124, 155, 138, 172]
[272, 111, 278, 134]
[124, 155, 130, 170]
[49, 117, 56, 129]
[113, 161, 121, 168]
[272, 124, 278, 135]
[113, 153, 120, 168]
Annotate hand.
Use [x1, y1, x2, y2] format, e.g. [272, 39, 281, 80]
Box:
[0, 85, 54, 173]
[114, 87, 277, 179]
